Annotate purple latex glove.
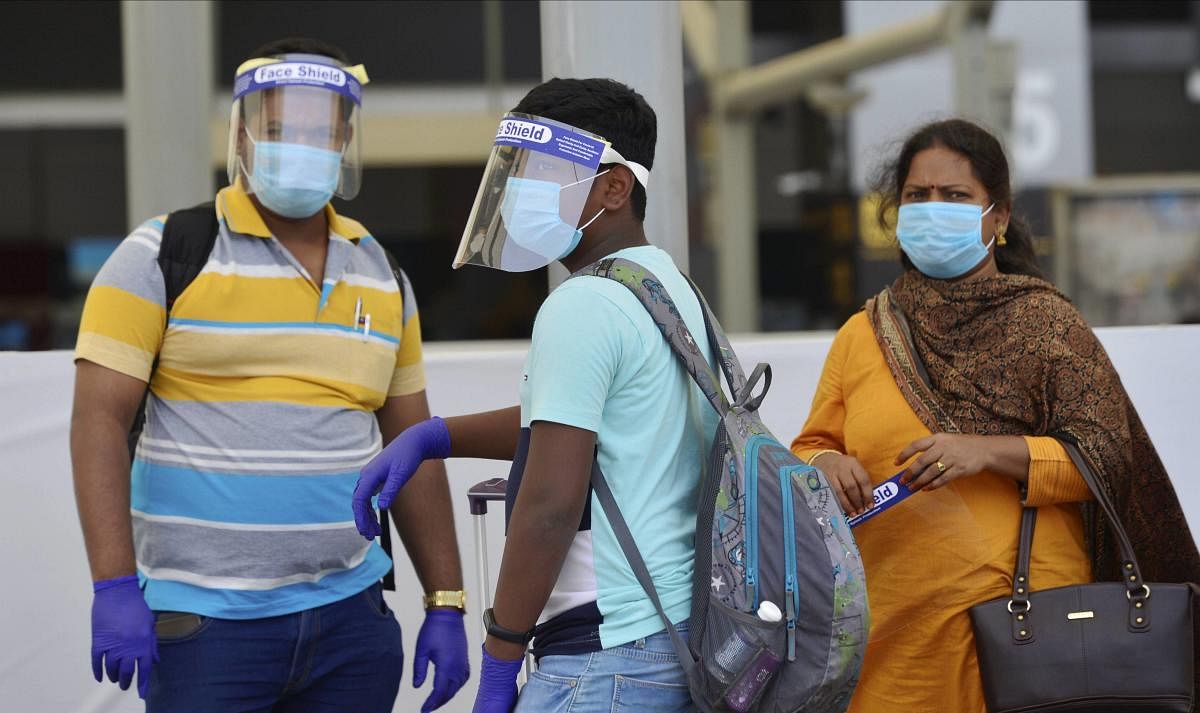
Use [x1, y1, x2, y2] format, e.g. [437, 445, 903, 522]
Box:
[471, 645, 524, 713]
[414, 609, 471, 712]
[91, 575, 158, 699]
[353, 416, 452, 539]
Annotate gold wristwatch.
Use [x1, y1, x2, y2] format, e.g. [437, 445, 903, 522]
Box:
[423, 590, 467, 612]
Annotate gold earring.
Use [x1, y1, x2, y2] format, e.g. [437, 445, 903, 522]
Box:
[997, 227, 1007, 247]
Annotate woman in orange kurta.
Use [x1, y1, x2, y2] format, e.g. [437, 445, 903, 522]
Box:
[792, 119, 1199, 712]
[793, 309, 1092, 712]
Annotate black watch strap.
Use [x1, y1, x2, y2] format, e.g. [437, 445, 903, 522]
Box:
[483, 607, 534, 646]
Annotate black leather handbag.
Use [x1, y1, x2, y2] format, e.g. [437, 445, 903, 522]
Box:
[969, 440, 1196, 713]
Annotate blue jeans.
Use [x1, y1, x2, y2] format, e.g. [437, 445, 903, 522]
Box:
[147, 583, 403, 713]
[514, 621, 694, 713]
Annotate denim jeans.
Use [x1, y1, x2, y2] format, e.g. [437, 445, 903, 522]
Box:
[147, 583, 403, 713]
[514, 621, 694, 713]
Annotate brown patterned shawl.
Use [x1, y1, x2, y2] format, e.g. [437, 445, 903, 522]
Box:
[865, 270, 1199, 649]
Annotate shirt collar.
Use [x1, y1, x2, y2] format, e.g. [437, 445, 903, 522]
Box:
[216, 182, 371, 242]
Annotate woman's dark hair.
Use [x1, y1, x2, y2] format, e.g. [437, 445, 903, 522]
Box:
[513, 77, 656, 222]
[871, 118, 1044, 279]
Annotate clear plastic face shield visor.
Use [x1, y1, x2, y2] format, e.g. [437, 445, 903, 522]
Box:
[226, 54, 368, 207]
[453, 113, 650, 272]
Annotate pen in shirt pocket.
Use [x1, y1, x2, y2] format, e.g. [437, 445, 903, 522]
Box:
[352, 297, 371, 340]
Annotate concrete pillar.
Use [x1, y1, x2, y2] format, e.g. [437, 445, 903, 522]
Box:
[539, 0, 689, 284]
[121, 0, 214, 227]
[710, 0, 758, 332]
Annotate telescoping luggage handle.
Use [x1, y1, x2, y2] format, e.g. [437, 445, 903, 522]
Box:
[468, 477, 507, 514]
[467, 478, 508, 621]
[467, 477, 532, 684]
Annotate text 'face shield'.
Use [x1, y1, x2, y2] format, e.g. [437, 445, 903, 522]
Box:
[454, 113, 610, 273]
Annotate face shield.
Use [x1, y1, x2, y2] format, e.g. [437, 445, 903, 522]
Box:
[226, 54, 369, 218]
[453, 113, 650, 272]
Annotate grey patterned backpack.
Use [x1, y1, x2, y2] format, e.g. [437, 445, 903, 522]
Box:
[575, 257, 868, 712]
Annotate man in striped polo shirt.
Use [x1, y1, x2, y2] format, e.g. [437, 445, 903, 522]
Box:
[71, 38, 469, 712]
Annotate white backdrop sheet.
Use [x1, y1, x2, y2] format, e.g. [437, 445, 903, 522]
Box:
[3, 326, 1198, 712]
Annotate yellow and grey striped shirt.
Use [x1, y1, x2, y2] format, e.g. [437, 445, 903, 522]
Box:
[75, 184, 423, 618]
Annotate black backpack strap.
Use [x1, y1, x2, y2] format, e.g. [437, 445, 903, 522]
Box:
[381, 247, 408, 296]
[127, 202, 220, 458]
[158, 202, 219, 311]
[377, 245, 409, 592]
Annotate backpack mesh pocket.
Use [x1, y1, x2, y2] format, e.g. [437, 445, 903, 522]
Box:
[696, 599, 786, 710]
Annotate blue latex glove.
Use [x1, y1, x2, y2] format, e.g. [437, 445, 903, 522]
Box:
[471, 645, 524, 713]
[414, 609, 471, 712]
[353, 416, 452, 539]
[91, 575, 158, 699]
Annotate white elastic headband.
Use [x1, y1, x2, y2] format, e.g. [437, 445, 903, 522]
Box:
[600, 145, 650, 188]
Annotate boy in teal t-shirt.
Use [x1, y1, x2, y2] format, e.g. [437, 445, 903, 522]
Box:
[353, 78, 714, 713]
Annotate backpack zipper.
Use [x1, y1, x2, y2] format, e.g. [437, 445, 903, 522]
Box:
[745, 434, 768, 609]
[781, 465, 801, 662]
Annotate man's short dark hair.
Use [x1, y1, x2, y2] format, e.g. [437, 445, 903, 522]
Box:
[249, 37, 350, 64]
[512, 78, 656, 221]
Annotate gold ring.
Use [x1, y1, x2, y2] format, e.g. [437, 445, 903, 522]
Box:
[936, 460, 947, 474]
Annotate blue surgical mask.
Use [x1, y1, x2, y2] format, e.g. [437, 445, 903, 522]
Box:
[499, 176, 604, 265]
[247, 140, 342, 219]
[896, 201, 995, 279]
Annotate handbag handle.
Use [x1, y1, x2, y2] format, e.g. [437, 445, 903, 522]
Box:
[1012, 441, 1153, 629]
[1056, 439, 1149, 599]
[882, 292, 1153, 628]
